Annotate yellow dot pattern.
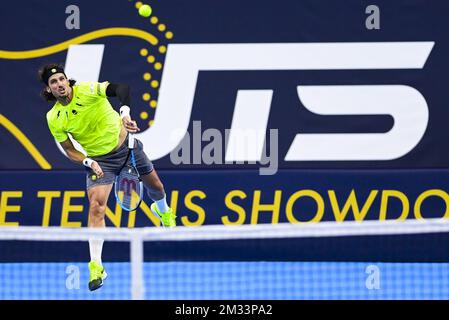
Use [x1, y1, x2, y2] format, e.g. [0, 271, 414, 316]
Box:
[147, 55, 155, 63]
[130, 2, 174, 128]
[140, 48, 148, 56]
[140, 111, 149, 120]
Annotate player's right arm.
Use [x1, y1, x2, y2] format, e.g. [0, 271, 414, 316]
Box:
[105, 83, 140, 133]
[59, 139, 104, 178]
[47, 110, 104, 177]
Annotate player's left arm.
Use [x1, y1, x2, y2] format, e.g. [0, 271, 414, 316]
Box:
[105, 83, 140, 133]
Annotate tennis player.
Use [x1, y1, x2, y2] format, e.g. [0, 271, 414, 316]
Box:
[39, 63, 176, 291]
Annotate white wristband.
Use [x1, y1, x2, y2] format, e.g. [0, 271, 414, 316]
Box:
[119, 105, 130, 119]
[82, 158, 94, 168]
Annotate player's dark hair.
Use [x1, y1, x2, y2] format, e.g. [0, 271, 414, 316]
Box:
[38, 63, 76, 102]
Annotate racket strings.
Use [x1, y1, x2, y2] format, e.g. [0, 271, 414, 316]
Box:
[115, 166, 143, 211]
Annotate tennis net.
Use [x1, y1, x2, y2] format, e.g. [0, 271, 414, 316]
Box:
[1, 218, 449, 299]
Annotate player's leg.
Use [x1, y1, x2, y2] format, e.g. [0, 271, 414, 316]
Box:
[87, 183, 113, 291]
[141, 169, 176, 227]
[132, 138, 176, 227]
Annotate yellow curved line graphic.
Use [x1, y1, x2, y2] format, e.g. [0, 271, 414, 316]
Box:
[0, 27, 158, 60]
[0, 114, 52, 169]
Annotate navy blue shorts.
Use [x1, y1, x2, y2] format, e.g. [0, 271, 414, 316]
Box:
[86, 135, 153, 190]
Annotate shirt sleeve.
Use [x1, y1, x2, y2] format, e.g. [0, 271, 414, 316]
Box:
[47, 119, 68, 142]
[87, 81, 109, 98]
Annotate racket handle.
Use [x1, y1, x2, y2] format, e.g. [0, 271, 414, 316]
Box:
[128, 133, 135, 149]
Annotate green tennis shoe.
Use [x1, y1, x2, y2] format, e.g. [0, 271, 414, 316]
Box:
[88, 261, 107, 291]
[151, 203, 176, 227]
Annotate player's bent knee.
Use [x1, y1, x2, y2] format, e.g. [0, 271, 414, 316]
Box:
[89, 200, 107, 216]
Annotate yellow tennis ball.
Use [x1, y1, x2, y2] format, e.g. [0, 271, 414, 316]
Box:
[139, 4, 152, 17]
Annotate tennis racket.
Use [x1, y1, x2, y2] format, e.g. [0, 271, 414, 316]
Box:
[114, 133, 144, 211]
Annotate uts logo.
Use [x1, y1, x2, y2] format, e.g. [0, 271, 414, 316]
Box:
[141, 42, 434, 161]
[64, 42, 434, 162]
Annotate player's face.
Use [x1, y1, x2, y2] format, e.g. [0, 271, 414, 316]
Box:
[47, 73, 71, 99]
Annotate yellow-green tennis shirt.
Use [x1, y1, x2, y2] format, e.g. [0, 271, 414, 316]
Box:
[46, 81, 122, 157]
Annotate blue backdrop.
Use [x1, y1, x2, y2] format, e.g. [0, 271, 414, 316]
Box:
[1, 0, 449, 169]
[2, 1, 449, 300]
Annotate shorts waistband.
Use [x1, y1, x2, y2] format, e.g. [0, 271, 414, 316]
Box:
[92, 134, 129, 160]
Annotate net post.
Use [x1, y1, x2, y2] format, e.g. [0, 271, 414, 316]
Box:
[130, 232, 145, 300]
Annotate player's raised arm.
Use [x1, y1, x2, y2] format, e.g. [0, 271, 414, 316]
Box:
[105, 83, 140, 133]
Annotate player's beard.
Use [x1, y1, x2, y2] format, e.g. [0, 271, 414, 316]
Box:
[55, 86, 72, 105]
